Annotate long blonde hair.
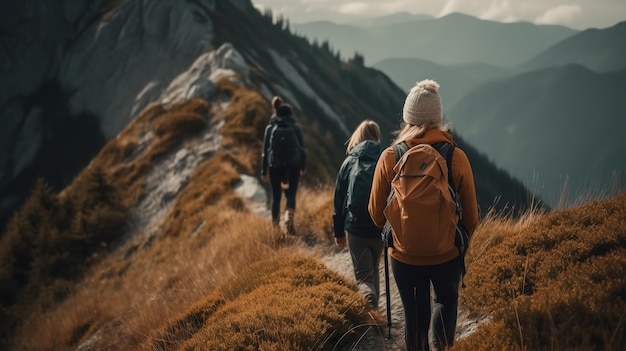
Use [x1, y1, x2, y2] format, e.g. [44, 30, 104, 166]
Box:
[346, 120, 381, 154]
[392, 120, 450, 145]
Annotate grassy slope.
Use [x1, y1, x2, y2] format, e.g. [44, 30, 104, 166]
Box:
[457, 192, 626, 350]
[1, 44, 625, 351]
[2, 79, 378, 350]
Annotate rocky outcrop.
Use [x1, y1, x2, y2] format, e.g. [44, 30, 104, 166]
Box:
[162, 42, 249, 105]
[59, 0, 217, 137]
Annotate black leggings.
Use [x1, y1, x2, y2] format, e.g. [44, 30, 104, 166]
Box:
[268, 167, 301, 221]
[391, 256, 462, 351]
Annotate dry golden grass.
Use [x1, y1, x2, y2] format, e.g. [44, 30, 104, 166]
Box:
[217, 77, 269, 156]
[9, 210, 282, 351]
[159, 152, 245, 238]
[293, 184, 336, 246]
[8, 187, 376, 351]
[87, 98, 209, 208]
[456, 191, 626, 350]
[5, 74, 625, 351]
[4, 82, 379, 350]
[142, 256, 372, 351]
[0, 166, 126, 341]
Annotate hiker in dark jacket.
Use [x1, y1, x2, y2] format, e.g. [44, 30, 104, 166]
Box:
[332, 120, 383, 309]
[261, 96, 306, 234]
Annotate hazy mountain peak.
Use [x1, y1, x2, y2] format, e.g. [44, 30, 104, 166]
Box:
[522, 20, 626, 73]
[343, 11, 433, 28]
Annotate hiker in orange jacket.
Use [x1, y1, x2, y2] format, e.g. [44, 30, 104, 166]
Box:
[369, 79, 479, 351]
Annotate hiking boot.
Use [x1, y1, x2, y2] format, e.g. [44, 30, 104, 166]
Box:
[286, 220, 295, 235]
[285, 208, 296, 235]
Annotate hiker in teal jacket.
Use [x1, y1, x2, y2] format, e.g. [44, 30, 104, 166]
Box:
[332, 120, 383, 309]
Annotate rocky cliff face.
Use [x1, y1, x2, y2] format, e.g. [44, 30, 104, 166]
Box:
[0, 0, 251, 230]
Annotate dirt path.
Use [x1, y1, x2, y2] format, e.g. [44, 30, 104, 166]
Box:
[318, 247, 481, 351]
[318, 247, 406, 350]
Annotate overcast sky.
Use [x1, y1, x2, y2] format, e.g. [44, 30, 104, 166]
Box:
[251, 0, 625, 30]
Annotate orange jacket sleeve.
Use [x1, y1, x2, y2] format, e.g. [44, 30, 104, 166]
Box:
[451, 147, 479, 237]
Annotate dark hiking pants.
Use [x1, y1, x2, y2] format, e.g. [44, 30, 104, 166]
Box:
[391, 256, 462, 351]
[268, 166, 300, 222]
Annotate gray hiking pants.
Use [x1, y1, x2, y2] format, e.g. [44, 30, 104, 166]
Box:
[347, 234, 384, 309]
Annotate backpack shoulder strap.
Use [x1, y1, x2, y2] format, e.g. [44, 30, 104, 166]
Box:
[391, 141, 410, 164]
[432, 142, 455, 190]
[433, 141, 469, 287]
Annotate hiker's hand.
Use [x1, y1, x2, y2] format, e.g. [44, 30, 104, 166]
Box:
[335, 236, 347, 248]
[261, 174, 268, 182]
[300, 169, 306, 176]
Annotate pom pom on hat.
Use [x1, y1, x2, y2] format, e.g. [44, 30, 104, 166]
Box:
[402, 79, 443, 125]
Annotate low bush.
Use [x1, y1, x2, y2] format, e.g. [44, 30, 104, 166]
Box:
[142, 255, 373, 351]
[456, 192, 626, 350]
[0, 167, 126, 343]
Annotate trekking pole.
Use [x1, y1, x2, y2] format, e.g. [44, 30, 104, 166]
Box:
[382, 221, 393, 339]
[384, 243, 392, 339]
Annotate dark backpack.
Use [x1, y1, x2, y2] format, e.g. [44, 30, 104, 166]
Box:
[268, 119, 302, 168]
[345, 154, 377, 225]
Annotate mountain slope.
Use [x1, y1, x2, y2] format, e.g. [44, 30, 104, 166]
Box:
[343, 12, 433, 28]
[522, 21, 626, 73]
[373, 57, 512, 107]
[0, 0, 539, 234]
[448, 64, 626, 206]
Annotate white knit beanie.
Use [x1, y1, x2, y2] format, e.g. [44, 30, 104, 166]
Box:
[402, 79, 442, 125]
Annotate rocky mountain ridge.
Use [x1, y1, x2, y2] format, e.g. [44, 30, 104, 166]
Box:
[0, 0, 537, 233]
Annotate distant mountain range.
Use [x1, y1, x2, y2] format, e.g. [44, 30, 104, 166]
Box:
[342, 11, 433, 28]
[521, 21, 626, 73]
[296, 13, 626, 206]
[373, 58, 512, 108]
[294, 12, 578, 67]
[449, 64, 626, 205]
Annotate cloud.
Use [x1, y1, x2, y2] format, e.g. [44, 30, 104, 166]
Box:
[334, 1, 436, 16]
[480, 0, 518, 22]
[251, 0, 621, 29]
[535, 5, 582, 25]
[335, 1, 369, 15]
[439, 0, 464, 17]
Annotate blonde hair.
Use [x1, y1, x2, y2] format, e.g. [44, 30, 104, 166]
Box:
[346, 120, 381, 154]
[392, 120, 450, 145]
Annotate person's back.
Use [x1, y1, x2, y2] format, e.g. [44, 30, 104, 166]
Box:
[267, 112, 302, 170]
[343, 139, 381, 235]
[368, 80, 478, 350]
[333, 120, 383, 309]
[261, 97, 306, 235]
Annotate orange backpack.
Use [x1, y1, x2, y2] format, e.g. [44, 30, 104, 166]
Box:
[383, 142, 462, 257]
